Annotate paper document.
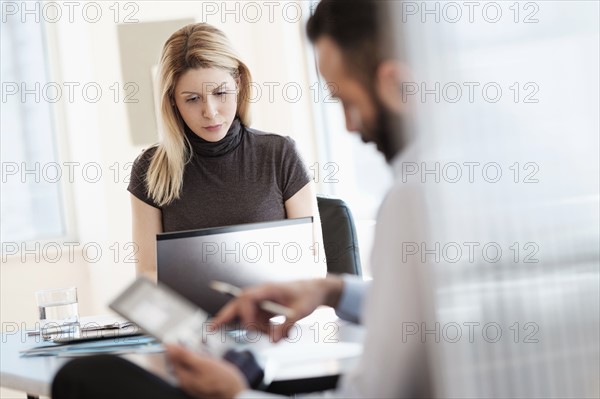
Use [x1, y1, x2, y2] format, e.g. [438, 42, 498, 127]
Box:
[20, 335, 158, 357]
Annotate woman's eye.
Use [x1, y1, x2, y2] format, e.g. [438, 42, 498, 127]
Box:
[186, 96, 199, 103]
[214, 91, 226, 96]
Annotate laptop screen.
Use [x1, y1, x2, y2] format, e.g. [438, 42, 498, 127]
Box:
[157, 217, 326, 315]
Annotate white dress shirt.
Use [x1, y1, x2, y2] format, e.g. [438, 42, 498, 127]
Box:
[238, 143, 432, 398]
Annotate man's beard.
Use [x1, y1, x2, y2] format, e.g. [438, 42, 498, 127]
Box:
[362, 100, 408, 163]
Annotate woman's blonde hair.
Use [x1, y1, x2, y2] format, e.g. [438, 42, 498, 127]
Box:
[146, 23, 252, 207]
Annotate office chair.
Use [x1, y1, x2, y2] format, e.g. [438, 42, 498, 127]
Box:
[316, 195, 362, 276]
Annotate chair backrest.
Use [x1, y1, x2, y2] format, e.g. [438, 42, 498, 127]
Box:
[316, 195, 362, 276]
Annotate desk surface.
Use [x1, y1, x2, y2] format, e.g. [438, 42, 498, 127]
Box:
[1, 309, 364, 397]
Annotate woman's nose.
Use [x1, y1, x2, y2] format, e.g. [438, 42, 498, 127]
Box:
[202, 98, 218, 119]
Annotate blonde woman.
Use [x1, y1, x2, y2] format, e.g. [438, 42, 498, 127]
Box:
[128, 23, 322, 281]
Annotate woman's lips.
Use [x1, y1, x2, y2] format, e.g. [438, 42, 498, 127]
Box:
[203, 124, 223, 132]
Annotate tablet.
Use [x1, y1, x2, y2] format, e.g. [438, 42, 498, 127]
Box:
[109, 277, 231, 357]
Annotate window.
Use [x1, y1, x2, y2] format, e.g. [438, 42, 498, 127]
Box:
[302, 0, 394, 277]
[304, 2, 393, 223]
[1, 8, 65, 244]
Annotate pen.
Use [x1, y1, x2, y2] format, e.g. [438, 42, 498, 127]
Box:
[210, 281, 295, 319]
[27, 324, 74, 337]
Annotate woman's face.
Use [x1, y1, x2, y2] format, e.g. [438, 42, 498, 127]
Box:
[173, 67, 239, 142]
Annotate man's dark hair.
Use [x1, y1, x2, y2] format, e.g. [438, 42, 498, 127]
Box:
[307, 0, 401, 88]
[307, 0, 409, 161]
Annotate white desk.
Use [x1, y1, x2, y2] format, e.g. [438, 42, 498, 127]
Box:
[1, 309, 364, 397]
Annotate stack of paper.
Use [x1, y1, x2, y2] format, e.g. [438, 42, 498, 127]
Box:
[20, 335, 161, 358]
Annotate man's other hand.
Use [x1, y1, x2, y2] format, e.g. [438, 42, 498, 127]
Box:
[165, 344, 247, 399]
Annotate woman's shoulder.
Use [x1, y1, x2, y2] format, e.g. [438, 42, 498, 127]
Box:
[131, 144, 159, 167]
[244, 126, 298, 154]
[129, 145, 160, 181]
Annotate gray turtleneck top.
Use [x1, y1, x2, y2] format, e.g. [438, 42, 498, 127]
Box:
[127, 119, 312, 232]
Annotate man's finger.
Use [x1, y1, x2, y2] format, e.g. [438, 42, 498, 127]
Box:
[213, 284, 292, 329]
[271, 319, 301, 342]
[212, 300, 240, 326]
[239, 295, 259, 327]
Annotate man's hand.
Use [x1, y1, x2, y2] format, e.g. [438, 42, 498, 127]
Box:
[212, 277, 344, 342]
[165, 344, 247, 399]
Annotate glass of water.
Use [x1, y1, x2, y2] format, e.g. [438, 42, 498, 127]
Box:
[35, 286, 80, 340]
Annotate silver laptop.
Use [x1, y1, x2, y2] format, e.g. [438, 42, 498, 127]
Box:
[157, 217, 326, 315]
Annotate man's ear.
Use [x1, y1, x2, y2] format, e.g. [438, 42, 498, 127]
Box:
[375, 61, 409, 114]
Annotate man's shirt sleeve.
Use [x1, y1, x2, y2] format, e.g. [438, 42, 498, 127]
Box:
[334, 274, 370, 324]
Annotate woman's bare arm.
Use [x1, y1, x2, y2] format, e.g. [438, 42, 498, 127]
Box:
[284, 182, 326, 263]
[131, 194, 163, 282]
